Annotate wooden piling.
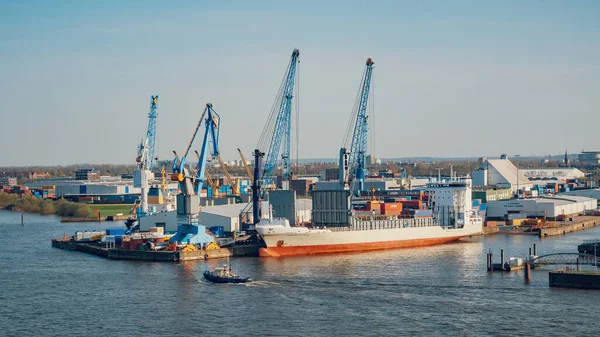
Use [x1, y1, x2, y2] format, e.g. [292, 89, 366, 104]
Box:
[524, 262, 530, 283]
[487, 253, 491, 272]
[501, 249, 505, 271]
[533, 243, 536, 255]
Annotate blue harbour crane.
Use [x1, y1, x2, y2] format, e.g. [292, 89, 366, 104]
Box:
[146, 95, 159, 171]
[251, 49, 300, 224]
[133, 95, 159, 219]
[340, 58, 374, 195]
[169, 103, 220, 245]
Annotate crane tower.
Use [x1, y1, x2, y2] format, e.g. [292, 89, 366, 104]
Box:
[340, 58, 374, 194]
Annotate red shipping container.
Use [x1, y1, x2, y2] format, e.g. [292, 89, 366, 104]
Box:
[380, 202, 403, 215]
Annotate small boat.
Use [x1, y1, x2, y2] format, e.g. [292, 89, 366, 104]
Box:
[203, 264, 251, 284]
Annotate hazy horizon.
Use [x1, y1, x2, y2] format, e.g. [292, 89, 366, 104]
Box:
[2, 1, 599, 166]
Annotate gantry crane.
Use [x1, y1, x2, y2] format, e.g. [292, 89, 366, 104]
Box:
[340, 58, 374, 195]
[169, 103, 220, 245]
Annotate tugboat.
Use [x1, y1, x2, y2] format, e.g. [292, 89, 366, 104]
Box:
[203, 264, 251, 284]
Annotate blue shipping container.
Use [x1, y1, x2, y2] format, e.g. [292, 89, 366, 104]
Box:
[106, 228, 126, 236]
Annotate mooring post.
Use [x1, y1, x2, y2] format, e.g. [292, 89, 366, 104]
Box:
[524, 262, 530, 283]
[487, 253, 491, 272]
[501, 249, 505, 271]
[529, 247, 532, 256]
[577, 257, 579, 271]
[533, 243, 536, 255]
[21, 213, 24, 226]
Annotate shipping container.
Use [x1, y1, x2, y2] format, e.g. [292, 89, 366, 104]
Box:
[106, 228, 126, 236]
[399, 200, 423, 209]
[485, 221, 497, 227]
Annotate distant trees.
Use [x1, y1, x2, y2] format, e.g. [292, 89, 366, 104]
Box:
[0, 192, 90, 217]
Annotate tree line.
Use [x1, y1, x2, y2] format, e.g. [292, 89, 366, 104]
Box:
[0, 192, 91, 217]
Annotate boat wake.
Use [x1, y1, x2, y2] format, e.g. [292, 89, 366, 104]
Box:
[242, 280, 280, 287]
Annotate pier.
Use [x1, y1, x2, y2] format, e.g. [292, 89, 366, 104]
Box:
[549, 270, 600, 290]
[51, 238, 262, 262]
[539, 217, 600, 237]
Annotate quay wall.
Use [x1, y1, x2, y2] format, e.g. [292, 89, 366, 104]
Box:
[549, 271, 600, 290]
[540, 218, 600, 237]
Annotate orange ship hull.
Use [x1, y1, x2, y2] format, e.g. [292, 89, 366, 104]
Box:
[259, 236, 465, 257]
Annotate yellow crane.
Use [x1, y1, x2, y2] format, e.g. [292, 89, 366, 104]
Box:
[217, 155, 240, 196]
[237, 148, 254, 181]
[195, 150, 220, 197]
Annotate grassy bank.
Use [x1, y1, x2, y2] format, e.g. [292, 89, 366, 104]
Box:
[88, 204, 133, 217]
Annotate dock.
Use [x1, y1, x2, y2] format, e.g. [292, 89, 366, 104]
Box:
[539, 216, 600, 237]
[549, 270, 600, 289]
[51, 238, 263, 262]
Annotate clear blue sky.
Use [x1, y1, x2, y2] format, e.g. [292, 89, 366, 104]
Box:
[1, 0, 599, 166]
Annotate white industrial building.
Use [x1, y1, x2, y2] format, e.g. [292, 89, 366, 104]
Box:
[520, 168, 585, 181]
[472, 158, 533, 192]
[486, 196, 597, 220]
[558, 189, 600, 202]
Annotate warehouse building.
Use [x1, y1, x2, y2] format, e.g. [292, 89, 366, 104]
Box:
[579, 151, 600, 166]
[472, 157, 532, 192]
[558, 189, 600, 202]
[486, 196, 596, 220]
[520, 168, 585, 182]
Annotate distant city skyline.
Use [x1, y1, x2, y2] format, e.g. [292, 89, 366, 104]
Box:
[1, 1, 599, 166]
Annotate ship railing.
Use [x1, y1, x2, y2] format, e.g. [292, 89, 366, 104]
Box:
[347, 216, 437, 231]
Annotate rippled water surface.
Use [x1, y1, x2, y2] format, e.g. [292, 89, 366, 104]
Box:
[1, 210, 600, 336]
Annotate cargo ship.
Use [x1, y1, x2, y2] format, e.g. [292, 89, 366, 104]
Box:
[256, 178, 482, 257]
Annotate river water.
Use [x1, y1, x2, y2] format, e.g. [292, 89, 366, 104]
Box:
[1, 210, 600, 336]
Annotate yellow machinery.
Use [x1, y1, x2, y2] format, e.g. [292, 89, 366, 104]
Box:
[181, 244, 198, 252]
[204, 241, 221, 250]
[217, 156, 240, 196]
[237, 148, 254, 181]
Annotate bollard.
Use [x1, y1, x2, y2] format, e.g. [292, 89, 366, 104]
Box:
[501, 249, 505, 271]
[533, 243, 536, 255]
[524, 262, 530, 283]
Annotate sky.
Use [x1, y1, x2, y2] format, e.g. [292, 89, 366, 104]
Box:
[1, 0, 599, 166]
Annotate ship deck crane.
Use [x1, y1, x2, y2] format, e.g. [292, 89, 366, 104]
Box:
[251, 49, 300, 224]
[169, 103, 220, 245]
[340, 58, 374, 196]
